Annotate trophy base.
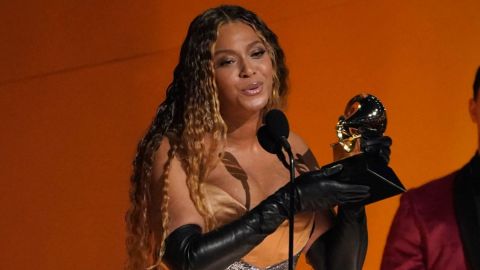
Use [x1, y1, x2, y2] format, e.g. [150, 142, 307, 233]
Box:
[331, 140, 361, 161]
[325, 153, 405, 205]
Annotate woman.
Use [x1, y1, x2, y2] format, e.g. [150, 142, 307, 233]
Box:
[126, 5, 389, 270]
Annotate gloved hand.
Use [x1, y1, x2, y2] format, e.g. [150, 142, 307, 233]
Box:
[294, 164, 371, 212]
[360, 135, 392, 164]
[163, 164, 370, 270]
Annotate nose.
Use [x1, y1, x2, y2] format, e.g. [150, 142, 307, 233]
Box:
[239, 59, 256, 78]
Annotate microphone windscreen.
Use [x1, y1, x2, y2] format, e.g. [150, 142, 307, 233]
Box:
[257, 125, 279, 154]
[265, 109, 290, 141]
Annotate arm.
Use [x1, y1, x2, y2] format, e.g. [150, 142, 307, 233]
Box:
[290, 133, 367, 269]
[150, 140, 369, 270]
[305, 135, 392, 270]
[289, 132, 363, 269]
[306, 205, 368, 270]
[288, 133, 335, 257]
[162, 182, 295, 270]
[380, 193, 425, 270]
[162, 166, 369, 270]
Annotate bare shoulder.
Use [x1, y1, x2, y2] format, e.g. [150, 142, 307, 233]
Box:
[288, 131, 309, 154]
[288, 131, 320, 171]
[151, 135, 174, 177]
[149, 135, 204, 235]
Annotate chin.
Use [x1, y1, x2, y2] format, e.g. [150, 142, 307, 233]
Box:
[241, 98, 270, 113]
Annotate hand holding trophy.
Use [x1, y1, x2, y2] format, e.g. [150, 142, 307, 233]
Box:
[328, 93, 405, 205]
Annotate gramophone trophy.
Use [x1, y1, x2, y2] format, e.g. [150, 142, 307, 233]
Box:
[328, 93, 405, 205]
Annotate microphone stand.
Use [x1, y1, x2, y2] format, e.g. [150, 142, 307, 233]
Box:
[280, 137, 295, 270]
[258, 109, 296, 270]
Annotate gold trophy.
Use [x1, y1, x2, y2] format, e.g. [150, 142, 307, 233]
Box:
[328, 93, 405, 204]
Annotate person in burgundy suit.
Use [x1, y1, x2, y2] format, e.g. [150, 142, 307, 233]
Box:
[381, 67, 480, 270]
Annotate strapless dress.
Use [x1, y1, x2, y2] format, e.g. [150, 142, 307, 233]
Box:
[204, 183, 314, 270]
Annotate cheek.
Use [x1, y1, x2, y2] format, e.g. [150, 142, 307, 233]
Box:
[214, 71, 227, 89]
[215, 70, 238, 101]
[215, 71, 232, 92]
[263, 58, 274, 78]
[262, 63, 274, 92]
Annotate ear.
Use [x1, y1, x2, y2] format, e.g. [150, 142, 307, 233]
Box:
[469, 98, 478, 123]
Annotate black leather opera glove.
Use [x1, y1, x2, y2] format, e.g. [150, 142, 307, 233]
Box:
[361, 135, 392, 164]
[304, 135, 387, 270]
[294, 165, 370, 211]
[306, 205, 368, 270]
[163, 164, 370, 270]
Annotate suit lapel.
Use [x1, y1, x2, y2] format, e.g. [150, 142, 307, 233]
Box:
[453, 154, 480, 270]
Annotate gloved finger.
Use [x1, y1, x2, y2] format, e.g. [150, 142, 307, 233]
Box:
[339, 194, 370, 204]
[338, 190, 371, 200]
[364, 145, 379, 153]
[334, 182, 370, 193]
[337, 193, 370, 204]
[362, 136, 392, 147]
[382, 136, 393, 146]
[379, 148, 391, 163]
[321, 164, 344, 177]
[365, 146, 389, 154]
[380, 147, 391, 156]
[339, 188, 370, 196]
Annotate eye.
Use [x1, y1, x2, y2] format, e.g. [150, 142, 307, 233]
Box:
[251, 48, 266, 58]
[220, 59, 235, 66]
[215, 57, 236, 68]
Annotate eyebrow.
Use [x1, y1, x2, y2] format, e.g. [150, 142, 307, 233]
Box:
[213, 40, 265, 56]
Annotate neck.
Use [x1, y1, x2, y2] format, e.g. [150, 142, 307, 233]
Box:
[223, 111, 263, 151]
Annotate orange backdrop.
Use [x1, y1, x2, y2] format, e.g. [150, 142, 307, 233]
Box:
[1, 0, 480, 269]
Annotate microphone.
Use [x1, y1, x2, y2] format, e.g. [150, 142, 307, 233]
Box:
[257, 109, 292, 154]
[265, 109, 291, 153]
[257, 125, 279, 154]
[256, 109, 295, 270]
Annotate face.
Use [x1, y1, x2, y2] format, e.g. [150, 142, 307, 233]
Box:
[212, 22, 274, 119]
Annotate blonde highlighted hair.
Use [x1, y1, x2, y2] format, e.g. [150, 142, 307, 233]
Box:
[125, 5, 289, 269]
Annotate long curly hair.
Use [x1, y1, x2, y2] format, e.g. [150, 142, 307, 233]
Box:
[125, 5, 289, 269]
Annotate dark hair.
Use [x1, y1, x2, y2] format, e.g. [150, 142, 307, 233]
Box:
[125, 5, 288, 269]
[474, 66, 480, 99]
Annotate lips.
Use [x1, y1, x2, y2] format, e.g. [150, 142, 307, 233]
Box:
[242, 81, 264, 96]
